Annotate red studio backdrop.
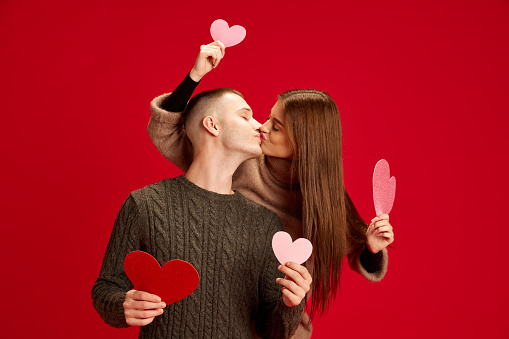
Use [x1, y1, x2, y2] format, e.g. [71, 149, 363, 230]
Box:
[1, 0, 508, 338]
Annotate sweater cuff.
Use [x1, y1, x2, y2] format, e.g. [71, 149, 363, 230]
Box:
[360, 245, 384, 273]
[277, 297, 305, 338]
[93, 290, 129, 328]
[349, 245, 388, 282]
[161, 73, 200, 112]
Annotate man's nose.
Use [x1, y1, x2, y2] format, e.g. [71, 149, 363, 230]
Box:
[252, 118, 262, 129]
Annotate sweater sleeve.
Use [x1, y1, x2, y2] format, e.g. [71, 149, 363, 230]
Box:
[347, 245, 388, 282]
[160, 73, 199, 112]
[147, 75, 198, 173]
[255, 214, 304, 339]
[91, 194, 142, 328]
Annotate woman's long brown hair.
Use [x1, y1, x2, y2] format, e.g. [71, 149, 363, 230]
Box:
[278, 89, 368, 320]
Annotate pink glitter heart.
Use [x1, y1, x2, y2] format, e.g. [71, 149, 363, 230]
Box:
[272, 231, 313, 265]
[210, 19, 246, 48]
[373, 159, 396, 215]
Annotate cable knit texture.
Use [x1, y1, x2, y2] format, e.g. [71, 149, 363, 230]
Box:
[92, 175, 304, 338]
[147, 93, 389, 338]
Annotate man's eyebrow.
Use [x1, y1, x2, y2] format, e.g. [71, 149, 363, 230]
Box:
[236, 108, 252, 113]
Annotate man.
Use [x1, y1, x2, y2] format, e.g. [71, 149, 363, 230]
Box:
[91, 86, 311, 338]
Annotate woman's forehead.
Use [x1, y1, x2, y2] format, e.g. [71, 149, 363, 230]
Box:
[270, 101, 285, 120]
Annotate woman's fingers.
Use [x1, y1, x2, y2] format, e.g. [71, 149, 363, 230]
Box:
[191, 42, 226, 81]
[212, 48, 223, 67]
[373, 225, 393, 235]
[199, 47, 219, 65]
[210, 40, 226, 55]
[373, 220, 389, 228]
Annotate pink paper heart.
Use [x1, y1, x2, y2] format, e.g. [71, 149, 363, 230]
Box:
[210, 19, 246, 48]
[373, 159, 396, 216]
[272, 231, 313, 265]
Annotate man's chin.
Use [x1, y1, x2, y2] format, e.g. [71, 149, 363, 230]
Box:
[251, 147, 263, 158]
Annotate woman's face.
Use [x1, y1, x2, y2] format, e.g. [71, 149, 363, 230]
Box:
[259, 100, 294, 159]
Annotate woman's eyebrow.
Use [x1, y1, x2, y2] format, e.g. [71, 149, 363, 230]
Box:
[273, 117, 284, 127]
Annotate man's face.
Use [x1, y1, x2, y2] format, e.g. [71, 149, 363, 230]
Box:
[218, 93, 262, 159]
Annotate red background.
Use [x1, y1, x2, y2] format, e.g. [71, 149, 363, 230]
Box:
[1, 0, 508, 338]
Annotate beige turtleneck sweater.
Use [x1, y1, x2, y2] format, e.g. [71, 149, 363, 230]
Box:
[147, 93, 388, 338]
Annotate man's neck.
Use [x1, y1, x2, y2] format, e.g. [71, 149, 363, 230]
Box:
[185, 151, 242, 195]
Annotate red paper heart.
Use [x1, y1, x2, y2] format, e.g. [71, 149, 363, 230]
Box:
[124, 251, 199, 305]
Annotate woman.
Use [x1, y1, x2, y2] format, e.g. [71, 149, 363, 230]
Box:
[147, 42, 394, 338]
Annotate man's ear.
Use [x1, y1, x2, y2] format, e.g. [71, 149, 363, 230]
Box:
[202, 116, 219, 136]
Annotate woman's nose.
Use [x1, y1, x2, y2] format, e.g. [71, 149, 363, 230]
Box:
[259, 120, 270, 133]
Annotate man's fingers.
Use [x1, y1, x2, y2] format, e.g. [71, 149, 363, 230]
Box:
[126, 316, 156, 326]
[278, 264, 310, 291]
[131, 290, 162, 303]
[284, 262, 312, 282]
[281, 287, 302, 307]
[276, 278, 305, 299]
[126, 308, 164, 319]
[279, 269, 306, 291]
[129, 300, 166, 310]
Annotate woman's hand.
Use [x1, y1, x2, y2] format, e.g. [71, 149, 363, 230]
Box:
[366, 213, 394, 253]
[189, 41, 226, 82]
[123, 289, 166, 326]
[276, 262, 312, 307]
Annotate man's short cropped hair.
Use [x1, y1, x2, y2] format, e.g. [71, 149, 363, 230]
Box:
[183, 88, 244, 132]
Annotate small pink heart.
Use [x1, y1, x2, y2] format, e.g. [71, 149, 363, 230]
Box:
[210, 19, 246, 48]
[373, 159, 396, 216]
[272, 231, 313, 266]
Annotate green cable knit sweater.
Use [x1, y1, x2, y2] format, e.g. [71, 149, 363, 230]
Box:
[92, 175, 304, 338]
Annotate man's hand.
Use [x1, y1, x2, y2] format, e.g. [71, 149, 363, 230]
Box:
[366, 214, 394, 253]
[189, 41, 226, 82]
[276, 262, 312, 307]
[123, 290, 166, 326]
